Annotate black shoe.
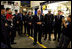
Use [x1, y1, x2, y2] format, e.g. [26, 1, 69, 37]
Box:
[53, 39, 56, 41]
[56, 46, 60, 48]
[31, 35, 33, 37]
[42, 35, 44, 37]
[49, 39, 51, 41]
[33, 42, 37, 45]
[8, 46, 12, 48]
[39, 42, 42, 44]
[21, 33, 23, 34]
[24, 33, 26, 35]
[24, 34, 26, 36]
[19, 35, 22, 36]
[44, 38, 46, 41]
[58, 39, 59, 42]
[11, 42, 16, 44]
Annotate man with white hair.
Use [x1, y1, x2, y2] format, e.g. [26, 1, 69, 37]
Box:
[26, 10, 33, 37]
[33, 9, 44, 45]
[44, 10, 54, 41]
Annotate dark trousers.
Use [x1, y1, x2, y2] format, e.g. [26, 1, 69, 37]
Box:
[54, 26, 61, 40]
[44, 24, 52, 40]
[44, 33, 51, 40]
[27, 24, 33, 36]
[57, 33, 70, 48]
[16, 24, 21, 36]
[20, 21, 23, 34]
[11, 27, 16, 43]
[6, 27, 11, 48]
[24, 23, 27, 34]
[2, 26, 11, 48]
[1, 42, 9, 48]
[34, 25, 42, 43]
[42, 25, 45, 37]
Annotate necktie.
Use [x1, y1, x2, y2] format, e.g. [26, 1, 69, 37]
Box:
[20, 14, 22, 20]
[58, 15, 60, 19]
[39, 15, 40, 20]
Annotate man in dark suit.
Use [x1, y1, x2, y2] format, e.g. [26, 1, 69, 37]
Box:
[41, 13, 45, 37]
[10, 15, 16, 44]
[6, 8, 12, 44]
[57, 15, 71, 48]
[1, 6, 11, 48]
[44, 10, 54, 41]
[53, 10, 64, 41]
[26, 11, 33, 37]
[14, 10, 21, 36]
[23, 12, 27, 36]
[18, 10, 23, 34]
[33, 9, 44, 45]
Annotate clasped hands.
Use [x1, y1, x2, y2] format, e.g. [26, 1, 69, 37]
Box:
[37, 22, 42, 25]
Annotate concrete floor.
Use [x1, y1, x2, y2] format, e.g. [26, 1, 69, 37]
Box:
[11, 32, 58, 48]
[11, 26, 58, 48]
[11, 25, 71, 48]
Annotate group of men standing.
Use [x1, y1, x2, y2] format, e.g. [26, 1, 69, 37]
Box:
[32, 9, 65, 45]
[1, 6, 24, 48]
[1, 5, 71, 48]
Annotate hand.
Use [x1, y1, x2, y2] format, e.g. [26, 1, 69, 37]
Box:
[9, 32, 11, 36]
[37, 22, 42, 24]
[29, 23, 32, 25]
[25, 21, 27, 23]
[5, 23, 8, 26]
[12, 16, 15, 19]
[62, 19, 65, 23]
[17, 21, 19, 24]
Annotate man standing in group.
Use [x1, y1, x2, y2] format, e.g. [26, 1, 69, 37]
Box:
[26, 11, 33, 37]
[1, 6, 11, 48]
[53, 10, 64, 41]
[44, 10, 54, 41]
[18, 10, 23, 35]
[6, 8, 13, 48]
[10, 15, 17, 44]
[6, 8, 12, 26]
[33, 9, 43, 45]
[14, 10, 21, 36]
[23, 12, 27, 36]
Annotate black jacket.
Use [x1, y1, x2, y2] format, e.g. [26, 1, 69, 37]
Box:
[33, 15, 44, 25]
[1, 15, 8, 44]
[26, 15, 33, 25]
[22, 15, 28, 24]
[13, 14, 21, 25]
[62, 22, 71, 40]
[54, 15, 64, 27]
[45, 14, 54, 24]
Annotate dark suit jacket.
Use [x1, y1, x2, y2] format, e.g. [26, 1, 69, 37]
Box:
[22, 15, 28, 24]
[33, 15, 44, 32]
[55, 15, 64, 28]
[44, 14, 54, 24]
[33, 15, 44, 25]
[62, 22, 71, 40]
[26, 15, 33, 25]
[13, 14, 21, 25]
[1, 15, 9, 44]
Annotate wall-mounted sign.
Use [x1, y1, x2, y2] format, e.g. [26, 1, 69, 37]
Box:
[21, 1, 30, 7]
[14, 2, 18, 6]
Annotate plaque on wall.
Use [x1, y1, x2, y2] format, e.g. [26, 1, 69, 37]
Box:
[21, 1, 30, 7]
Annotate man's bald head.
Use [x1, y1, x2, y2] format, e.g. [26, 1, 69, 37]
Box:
[37, 9, 41, 15]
